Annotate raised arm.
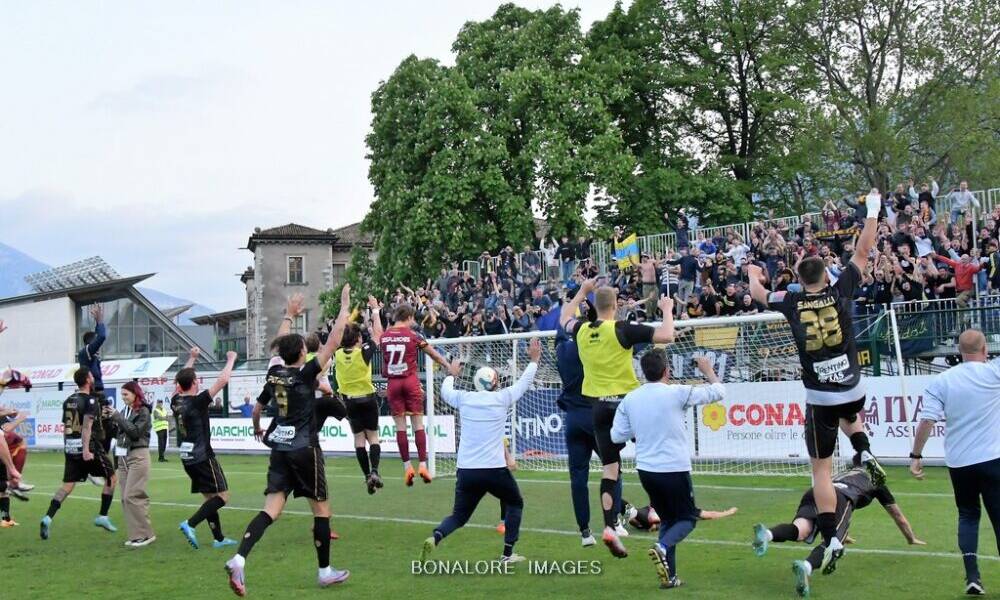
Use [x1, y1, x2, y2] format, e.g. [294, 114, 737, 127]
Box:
[207, 351, 238, 398]
[368, 296, 383, 344]
[746, 264, 770, 306]
[440, 358, 464, 408]
[276, 293, 305, 339]
[884, 503, 925, 545]
[498, 339, 541, 408]
[88, 305, 106, 353]
[851, 190, 882, 272]
[316, 284, 353, 368]
[560, 277, 597, 329]
[684, 357, 727, 408]
[183, 347, 200, 369]
[0, 319, 7, 335]
[652, 296, 675, 343]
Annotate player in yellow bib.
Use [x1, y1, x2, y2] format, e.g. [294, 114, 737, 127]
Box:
[560, 277, 675, 558]
[335, 296, 384, 494]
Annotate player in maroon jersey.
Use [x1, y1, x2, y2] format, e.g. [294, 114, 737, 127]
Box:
[379, 304, 450, 486]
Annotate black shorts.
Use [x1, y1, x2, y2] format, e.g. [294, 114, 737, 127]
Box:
[63, 451, 115, 484]
[794, 489, 854, 544]
[592, 400, 625, 466]
[0, 461, 6, 493]
[638, 470, 699, 524]
[265, 447, 327, 501]
[344, 395, 380, 434]
[804, 398, 865, 459]
[183, 457, 229, 494]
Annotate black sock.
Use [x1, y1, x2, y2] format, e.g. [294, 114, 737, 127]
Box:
[369, 444, 381, 472]
[99, 493, 113, 517]
[600, 478, 618, 529]
[770, 523, 799, 542]
[237, 511, 273, 559]
[46, 499, 62, 519]
[503, 542, 514, 558]
[189, 496, 226, 528]
[817, 512, 837, 543]
[208, 513, 225, 542]
[355, 447, 371, 476]
[433, 530, 444, 545]
[0, 497, 9, 520]
[313, 517, 331, 569]
[849, 432, 871, 455]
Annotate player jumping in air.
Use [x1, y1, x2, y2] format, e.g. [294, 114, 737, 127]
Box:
[40, 368, 118, 539]
[224, 285, 352, 595]
[176, 349, 239, 549]
[752, 463, 924, 597]
[380, 304, 450, 486]
[335, 296, 385, 494]
[748, 188, 887, 576]
[560, 278, 675, 558]
[0, 408, 22, 529]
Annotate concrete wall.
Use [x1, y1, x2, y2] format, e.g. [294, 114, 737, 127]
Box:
[0, 296, 77, 367]
[250, 242, 333, 357]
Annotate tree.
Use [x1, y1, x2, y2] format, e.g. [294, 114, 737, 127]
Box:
[803, 0, 1000, 189]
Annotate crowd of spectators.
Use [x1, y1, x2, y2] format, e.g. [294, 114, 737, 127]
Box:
[352, 178, 999, 339]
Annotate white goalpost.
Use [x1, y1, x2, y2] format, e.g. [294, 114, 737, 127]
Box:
[424, 312, 850, 478]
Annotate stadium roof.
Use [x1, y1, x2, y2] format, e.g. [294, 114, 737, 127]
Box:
[190, 308, 246, 326]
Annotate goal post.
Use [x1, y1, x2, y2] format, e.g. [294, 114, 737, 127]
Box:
[424, 312, 851, 478]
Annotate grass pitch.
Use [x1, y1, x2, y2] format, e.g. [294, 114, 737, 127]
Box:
[3, 452, 996, 599]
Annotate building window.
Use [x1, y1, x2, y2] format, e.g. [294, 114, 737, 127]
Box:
[331, 263, 347, 286]
[287, 256, 304, 284]
[292, 312, 307, 335]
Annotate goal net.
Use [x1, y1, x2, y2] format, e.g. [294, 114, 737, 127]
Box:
[424, 312, 849, 477]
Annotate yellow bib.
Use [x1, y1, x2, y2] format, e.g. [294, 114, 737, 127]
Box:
[575, 320, 640, 398]
[335, 347, 375, 397]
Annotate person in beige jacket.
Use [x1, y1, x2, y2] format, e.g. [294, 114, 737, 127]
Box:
[113, 381, 154, 547]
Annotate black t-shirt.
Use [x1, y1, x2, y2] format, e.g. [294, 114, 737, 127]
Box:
[719, 293, 740, 316]
[62, 392, 98, 455]
[832, 468, 895, 510]
[259, 358, 323, 451]
[177, 391, 214, 465]
[701, 293, 720, 316]
[768, 262, 862, 400]
[441, 316, 463, 338]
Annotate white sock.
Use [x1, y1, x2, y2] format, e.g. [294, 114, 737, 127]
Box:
[765, 529, 774, 542]
[230, 554, 246, 568]
[318, 566, 332, 577]
[802, 561, 813, 575]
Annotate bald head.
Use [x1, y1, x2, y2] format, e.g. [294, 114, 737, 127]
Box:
[958, 329, 987, 361]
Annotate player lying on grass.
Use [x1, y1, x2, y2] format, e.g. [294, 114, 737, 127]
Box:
[421, 338, 542, 564]
[622, 500, 737, 531]
[752, 460, 923, 598]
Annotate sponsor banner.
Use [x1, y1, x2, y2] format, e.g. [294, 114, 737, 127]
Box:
[508, 389, 637, 460]
[694, 376, 944, 459]
[209, 417, 456, 454]
[15, 357, 177, 385]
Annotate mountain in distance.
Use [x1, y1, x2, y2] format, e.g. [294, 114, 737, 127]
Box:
[0, 242, 214, 325]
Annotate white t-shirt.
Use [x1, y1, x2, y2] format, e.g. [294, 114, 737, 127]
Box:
[919, 359, 1000, 468]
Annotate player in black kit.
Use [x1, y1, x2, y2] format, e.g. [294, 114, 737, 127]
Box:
[748, 188, 887, 575]
[225, 285, 352, 596]
[752, 462, 925, 597]
[40, 368, 118, 540]
[176, 350, 239, 550]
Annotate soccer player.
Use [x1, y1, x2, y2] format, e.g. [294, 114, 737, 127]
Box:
[611, 351, 725, 589]
[335, 296, 384, 494]
[224, 284, 352, 595]
[0, 410, 22, 528]
[752, 463, 924, 597]
[555, 325, 622, 547]
[176, 349, 239, 550]
[747, 188, 886, 574]
[910, 329, 1000, 596]
[560, 277, 675, 558]
[1, 407, 31, 502]
[380, 304, 450, 485]
[420, 338, 541, 564]
[40, 368, 118, 540]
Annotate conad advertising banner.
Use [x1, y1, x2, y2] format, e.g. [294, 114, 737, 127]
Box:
[694, 376, 944, 459]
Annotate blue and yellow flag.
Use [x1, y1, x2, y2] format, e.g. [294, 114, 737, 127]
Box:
[614, 233, 639, 269]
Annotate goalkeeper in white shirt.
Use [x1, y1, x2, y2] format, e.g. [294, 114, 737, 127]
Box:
[420, 338, 542, 564]
[611, 350, 726, 589]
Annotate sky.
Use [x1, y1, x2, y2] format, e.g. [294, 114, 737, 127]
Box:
[0, 0, 621, 311]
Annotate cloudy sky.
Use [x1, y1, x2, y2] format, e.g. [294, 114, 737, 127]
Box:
[0, 0, 619, 310]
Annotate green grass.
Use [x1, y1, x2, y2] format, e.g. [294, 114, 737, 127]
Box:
[4, 452, 996, 599]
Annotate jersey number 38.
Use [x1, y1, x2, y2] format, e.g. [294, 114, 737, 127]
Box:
[800, 306, 843, 352]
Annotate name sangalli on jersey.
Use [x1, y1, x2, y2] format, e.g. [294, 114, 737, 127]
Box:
[796, 297, 836, 310]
